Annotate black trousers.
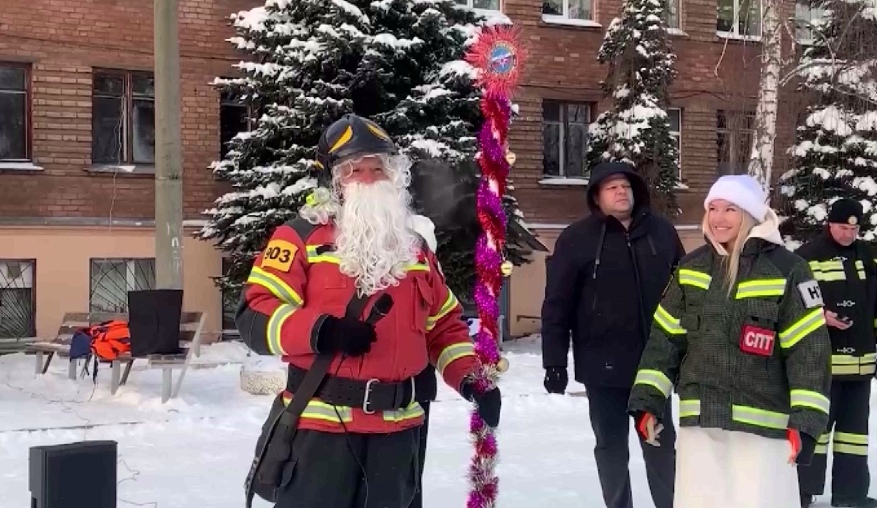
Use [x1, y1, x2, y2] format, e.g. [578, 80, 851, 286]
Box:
[588, 386, 676, 508]
[409, 400, 431, 508]
[274, 427, 420, 508]
[798, 379, 871, 501]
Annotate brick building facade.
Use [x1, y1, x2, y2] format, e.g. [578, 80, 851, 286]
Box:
[0, 0, 814, 340]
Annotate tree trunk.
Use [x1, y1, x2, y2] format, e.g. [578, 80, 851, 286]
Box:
[748, 0, 782, 194]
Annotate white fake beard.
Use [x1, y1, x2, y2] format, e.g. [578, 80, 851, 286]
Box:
[334, 180, 420, 296]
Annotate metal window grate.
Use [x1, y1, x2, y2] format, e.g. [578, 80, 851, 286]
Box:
[0, 260, 35, 339]
[89, 258, 155, 313]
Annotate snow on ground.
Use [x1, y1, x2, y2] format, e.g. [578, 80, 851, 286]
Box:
[0, 336, 869, 507]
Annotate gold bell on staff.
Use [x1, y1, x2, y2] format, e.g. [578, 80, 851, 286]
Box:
[505, 150, 516, 166]
[501, 260, 513, 277]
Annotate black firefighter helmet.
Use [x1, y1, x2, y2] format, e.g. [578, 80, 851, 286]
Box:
[314, 114, 397, 186]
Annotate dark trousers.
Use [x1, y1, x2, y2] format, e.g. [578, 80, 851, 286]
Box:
[588, 386, 676, 508]
[409, 400, 431, 508]
[798, 380, 871, 501]
[275, 427, 420, 508]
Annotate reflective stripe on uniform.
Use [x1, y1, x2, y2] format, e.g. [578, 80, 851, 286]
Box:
[735, 278, 787, 299]
[247, 266, 304, 306]
[382, 401, 425, 423]
[731, 405, 789, 429]
[678, 269, 711, 290]
[282, 395, 353, 423]
[831, 353, 877, 376]
[778, 308, 825, 349]
[809, 260, 845, 281]
[855, 260, 866, 279]
[679, 399, 701, 418]
[427, 291, 459, 331]
[790, 389, 830, 414]
[654, 304, 686, 335]
[306, 244, 429, 273]
[815, 432, 830, 454]
[834, 431, 869, 456]
[266, 304, 297, 355]
[633, 369, 673, 398]
[436, 342, 475, 375]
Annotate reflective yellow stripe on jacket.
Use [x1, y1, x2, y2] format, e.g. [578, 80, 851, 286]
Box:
[247, 266, 305, 355]
[790, 389, 830, 414]
[306, 244, 429, 272]
[654, 304, 686, 335]
[633, 369, 673, 398]
[674, 400, 792, 430]
[735, 278, 786, 299]
[282, 395, 425, 424]
[832, 353, 877, 375]
[809, 260, 845, 281]
[427, 291, 459, 332]
[778, 308, 825, 349]
[678, 269, 711, 290]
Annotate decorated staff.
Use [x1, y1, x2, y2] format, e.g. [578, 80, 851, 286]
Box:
[463, 25, 525, 508]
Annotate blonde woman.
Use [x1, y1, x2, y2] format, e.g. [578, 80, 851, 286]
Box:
[627, 175, 832, 508]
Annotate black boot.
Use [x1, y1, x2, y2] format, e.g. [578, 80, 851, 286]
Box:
[802, 494, 814, 508]
[831, 497, 877, 507]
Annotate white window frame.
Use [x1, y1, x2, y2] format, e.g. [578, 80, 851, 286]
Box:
[541, 101, 592, 181]
[795, 0, 825, 45]
[716, 0, 763, 40]
[454, 0, 502, 13]
[666, 0, 681, 30]
[541, 0, 599, 27]
[668, 108, 683, 179]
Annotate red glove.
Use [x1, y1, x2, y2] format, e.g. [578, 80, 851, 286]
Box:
[787, 428, 817, 465]
[635, 412, 663, 446]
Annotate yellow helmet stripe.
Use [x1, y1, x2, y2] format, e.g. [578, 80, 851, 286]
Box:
[365, 121, 391, 141]
[329, 125, 354, 153]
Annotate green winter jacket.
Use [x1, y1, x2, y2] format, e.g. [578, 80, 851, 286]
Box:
[628, 215, 832, 441]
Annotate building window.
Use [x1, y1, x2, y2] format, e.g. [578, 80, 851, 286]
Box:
[717, 110, 755, 176]
[455, 0, 501, 9]
[0, 260, 36, 339]
[92, 70, 155, 166]
[220, 258, 239, 339]
[717, 0, 761, 37]
[0, 65, 30, 162]
[796, 0, 824, 44]
[668, 108, 682, 176]
[542, 0, 593, 21]
[543, 101, 591, 179]
[220, 90, 249, 160]
[89, 258, 156, 313]
[666, 0, 681, 29]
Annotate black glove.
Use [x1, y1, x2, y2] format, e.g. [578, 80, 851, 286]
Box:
[461, 382, 502, 428]
[795, 431, 818, 466]
[544, 367, 568, 394]
[314, 315, 377, 357]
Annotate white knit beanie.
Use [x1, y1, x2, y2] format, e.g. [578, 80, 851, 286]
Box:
[704, 175, 769, 222]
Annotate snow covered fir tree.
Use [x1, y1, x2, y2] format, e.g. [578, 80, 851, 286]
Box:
[777, 0, 877, 245]
[200, 0, 532, 304]
[586, 0, 681, 217]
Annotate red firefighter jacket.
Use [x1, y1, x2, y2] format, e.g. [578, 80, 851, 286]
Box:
[238, 220, 478, 434]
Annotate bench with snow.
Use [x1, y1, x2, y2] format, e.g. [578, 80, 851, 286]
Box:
[24, 311, 207, 403]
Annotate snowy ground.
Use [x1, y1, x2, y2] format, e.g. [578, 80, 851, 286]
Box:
[0, 336, 871, 507]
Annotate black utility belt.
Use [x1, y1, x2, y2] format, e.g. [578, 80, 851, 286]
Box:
[286, 364, 416, 414]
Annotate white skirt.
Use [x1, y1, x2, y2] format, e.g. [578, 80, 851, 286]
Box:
[675, 427, 800, 508]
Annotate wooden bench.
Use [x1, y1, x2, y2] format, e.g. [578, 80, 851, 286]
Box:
[25, 311, 207, 403]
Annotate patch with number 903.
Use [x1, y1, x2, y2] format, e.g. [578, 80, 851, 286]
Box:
[260, 240, 297, 272]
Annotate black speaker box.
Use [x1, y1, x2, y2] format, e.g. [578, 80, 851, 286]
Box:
[127, 289, 184, 357]
[29, 440, 117, 508]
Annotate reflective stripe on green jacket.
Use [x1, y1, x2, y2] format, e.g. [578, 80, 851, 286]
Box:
[628, 238, 832, 441]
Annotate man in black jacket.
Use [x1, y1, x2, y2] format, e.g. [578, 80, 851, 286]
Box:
[541, 161, 683, 508]
[796, 199, 877, 508]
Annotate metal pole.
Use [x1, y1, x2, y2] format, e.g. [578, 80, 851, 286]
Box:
[154, 0, 183, 289]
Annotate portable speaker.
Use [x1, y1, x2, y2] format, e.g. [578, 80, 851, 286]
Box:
[29, 440, 117, 508]
[127, 289, 183, 356]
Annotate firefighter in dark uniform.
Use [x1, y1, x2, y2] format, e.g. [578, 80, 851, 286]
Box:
[797, 198, 877, 508]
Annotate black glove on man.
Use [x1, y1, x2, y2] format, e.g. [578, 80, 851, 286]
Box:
[544, 367, 568, 394]
[461, 381, 502, 428]
[314, 315, 377, 357]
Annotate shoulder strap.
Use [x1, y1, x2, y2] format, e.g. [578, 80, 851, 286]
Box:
[284, 215, 319, 242]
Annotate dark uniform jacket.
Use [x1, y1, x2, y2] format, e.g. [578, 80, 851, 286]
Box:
[796, 232, 877, 380]
[629, 215, 832, 441]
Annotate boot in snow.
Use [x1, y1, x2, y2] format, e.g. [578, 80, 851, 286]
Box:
[802, 494, 814, 508]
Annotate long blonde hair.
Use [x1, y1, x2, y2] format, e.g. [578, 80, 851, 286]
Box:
[702, 211, 757, 295]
